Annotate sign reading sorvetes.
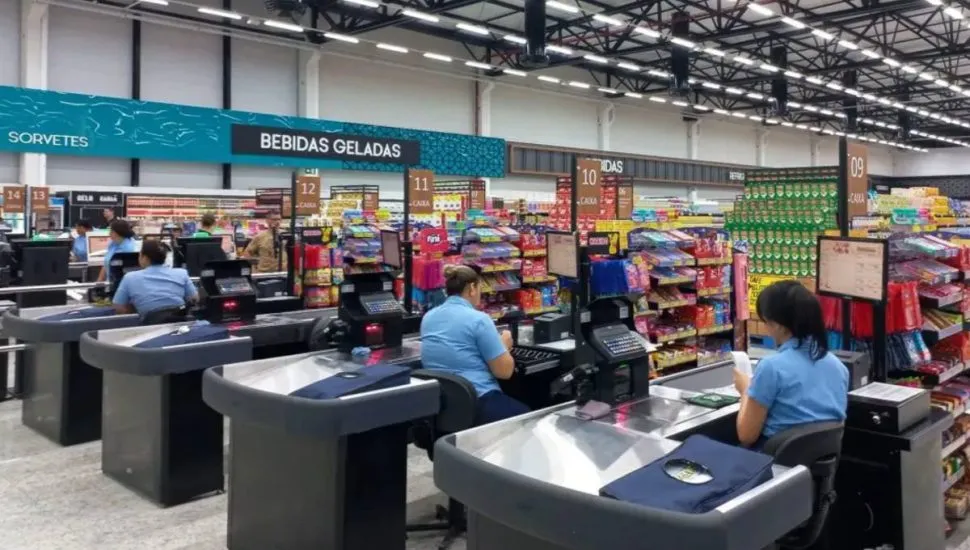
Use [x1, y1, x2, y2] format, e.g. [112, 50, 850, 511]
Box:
[231, 124, 421, 165]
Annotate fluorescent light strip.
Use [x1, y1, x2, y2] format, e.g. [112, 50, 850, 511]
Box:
[401, 9, 439, 22]
[825, 81, 843, 90]
[324, 32, 359, 43]
[537, 75, 560, 83]
[785, 70, 803, 79]
[704, 48, 726, 57]
[670, 37, 697, 49]
[503, 35, 527, 45]
[694, 105, 711, 111]
[264, 20, 303, 32]
[725, 87, 743, 95]
[944, 6, 964, 18]
[883, 57, 901, 67]
[140, 0, 170, 5]
[197, 7, 242, 19]
[748, 115, 763, 121]
[624, 92, 643, 99]
[503, 69, 527, 77]
[465, 61, 492, 70]
[376, 43, 408, 54]
[456, 22, 490, 35]
[805, 76, 824, 85]
[583, 54, 609, 64]
[747, 92, 764, 100]
[673, 100, 689, 107]
[714, 109, 729, 115]
[343, 0, 379, 7]
[811, 29, 835, 40]
[598, 87, 617, 94]
[859, 49, 881, 59]
[546, 45, 573, 55]
[593, 14, 625, 26]
[734, 56, 755, 65]
[760, 63, 780, 72]
[632, 27, 662, 38]
[617, 62, 642, 71]
[546, 0, 580, 13]
[746, 3, 774, 16]
[780, 17, 806, 29]
[568, 81, 590, 89]
[649, 96, 667, 103]
[702, 82, 721, 90]
[648, 69, 670, 78]
[422, 52, 452, 62]
[837, 39, 859, 50]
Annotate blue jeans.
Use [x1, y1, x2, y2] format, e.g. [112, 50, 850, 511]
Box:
[476, 391, 530, 425]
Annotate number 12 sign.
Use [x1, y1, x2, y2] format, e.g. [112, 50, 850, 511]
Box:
[576, 158, 601, 217]
[408, 169, 435, 215]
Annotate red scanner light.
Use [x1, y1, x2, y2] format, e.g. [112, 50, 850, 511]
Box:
[365, 323, 382, 334]
[222, 300, 238, 311]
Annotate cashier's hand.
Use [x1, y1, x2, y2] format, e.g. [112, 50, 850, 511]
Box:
[733, 368, 750, 396]
[500, 330, 514, 350]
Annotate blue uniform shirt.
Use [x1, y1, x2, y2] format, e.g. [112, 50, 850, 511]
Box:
[748, 339, 849, 438]
[113, 265, 197, 316]
[104, 238, 139, 282]
[420, 296, 507, 396]
[72, 235, 87, 262]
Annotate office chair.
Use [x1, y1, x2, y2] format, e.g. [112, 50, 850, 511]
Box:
[140, 306, 188, 325]
[407, 369, 478, 550]
[764, 422, 844, 550]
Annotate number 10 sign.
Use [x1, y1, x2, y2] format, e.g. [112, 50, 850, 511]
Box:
[576, 158, 601, 217]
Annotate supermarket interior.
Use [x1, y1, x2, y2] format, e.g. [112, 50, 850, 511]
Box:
[5, 0, 970, 548]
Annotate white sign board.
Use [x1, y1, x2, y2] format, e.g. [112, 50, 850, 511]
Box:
[817, 238, 886, 302]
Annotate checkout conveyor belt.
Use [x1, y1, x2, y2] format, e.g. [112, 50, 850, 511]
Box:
[196, 341, 805, 550]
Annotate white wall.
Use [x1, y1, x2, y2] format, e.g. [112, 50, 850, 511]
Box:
[894, 148, 970, 177]
[0, 0, 20, 182]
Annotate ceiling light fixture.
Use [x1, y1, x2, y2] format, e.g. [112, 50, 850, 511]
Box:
[546, 0, 580, 13]
[617, 62, 642, 71]
[503, 68, 527, 77]
[597, 87, 618, 94]
[264, 20, 303, 32]
[648, 69, 670, 78]
[537, 75, 561, 83]
[592, 14, 625, 26]
[901, 65, 918, 74]
[324, 32, 359, 43]
[944, 6, 964, 18]
[746, 3, 774, 16]
[785, 70, 804, 79]
[673, 100, 689, 107]
[624, 92, 643, 99]
[725, 87, 744, 95]
[694, 105, 711, 111]
[503, 35, 527, 45]
[883, 58, 901, 67]
[670, 37, 697, 49]
[805, 76, 824, 85]
[649, 96, 667, 103]
[780, 16, 806, 29]
[401, 9, 439, 22]
[545, 44, 573, 55]
[632, 26, 662, 38]
[734, 56, 755, 65]
[714, 108, 730, 115]
[568, 81, 591, 89]
[583, 54, 609, 64]
[811, 29, 835, 40]
[376, 43, 408, 53]
[342, 0, 379, 7]
[859, 49, 881, 59]
[456, 22, 490, 35]
[465, 61, 492, 70]
[139, 0, 170, 5]
[760, 63, 780, 72]
[423, 52, 452, 62]
[732, 112, 748, 118]
[747, 92, 764, 100]
[702, 81, 721, 89]
[704, 47, 726, 57]
[197, 7, 242, 19]
[825, 81, 843, 91]
[837, 39, 859, 50]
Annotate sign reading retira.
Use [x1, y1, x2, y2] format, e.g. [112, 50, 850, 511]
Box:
[231, 125, 420, 165]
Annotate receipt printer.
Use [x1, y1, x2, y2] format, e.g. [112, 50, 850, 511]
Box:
[533, 312, 571, 344]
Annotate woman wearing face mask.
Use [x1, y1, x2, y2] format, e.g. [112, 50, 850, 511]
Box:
[420, 265, 529, 425]
[97, 219, 139, 283]
[734, 280, 849, 448]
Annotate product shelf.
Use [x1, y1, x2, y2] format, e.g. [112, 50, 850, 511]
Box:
[651, 329, 698, 344]
[944, 434, 969, 460]
[945, 466, 966, 492]
[697, 323, 734, 336]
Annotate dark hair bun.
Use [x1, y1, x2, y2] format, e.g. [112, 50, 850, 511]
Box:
[443, 265, 459, 279]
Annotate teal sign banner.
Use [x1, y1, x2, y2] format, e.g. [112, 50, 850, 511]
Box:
[0, 85, 505, 177]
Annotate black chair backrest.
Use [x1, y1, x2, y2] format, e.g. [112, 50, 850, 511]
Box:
[141, 306, 188, 326]
[763, 421, 844, 468]
[411, 369, 478, 435]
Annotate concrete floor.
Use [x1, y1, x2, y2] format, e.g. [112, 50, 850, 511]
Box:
[0, 399, 463, 550]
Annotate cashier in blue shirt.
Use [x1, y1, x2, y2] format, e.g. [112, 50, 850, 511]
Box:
[113, 239, 197, 317]
[733, 280, 849, 447]
[97, 220, 139, 283]
[421, 265, 530, 425]
[71, 219, 92, 262]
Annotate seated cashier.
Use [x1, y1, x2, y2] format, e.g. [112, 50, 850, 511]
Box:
[71, 219, 92, 262]
[113, 240, 198, 318]
[734, 280, 849, 448]
[97, 220, 139, 283]
[420, 265, 530, 425]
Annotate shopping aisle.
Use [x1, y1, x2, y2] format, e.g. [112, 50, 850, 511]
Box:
[0, 400, 462, 550]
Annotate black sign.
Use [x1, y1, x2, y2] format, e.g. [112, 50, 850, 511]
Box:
[69, 191, 122, 205]
[231, 125, 420, 165]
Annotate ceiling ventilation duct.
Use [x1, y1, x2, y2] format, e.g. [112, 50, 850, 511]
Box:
[521, 0, 549, 68]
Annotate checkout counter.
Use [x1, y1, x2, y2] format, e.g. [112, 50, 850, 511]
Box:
[77, 260, 337, 505]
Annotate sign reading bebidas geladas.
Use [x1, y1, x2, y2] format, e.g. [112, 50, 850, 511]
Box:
[231, 125, 420, 165]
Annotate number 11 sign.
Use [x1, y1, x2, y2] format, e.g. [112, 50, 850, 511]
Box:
[576, 158, 601, 217]
[408, 168, 435, 215]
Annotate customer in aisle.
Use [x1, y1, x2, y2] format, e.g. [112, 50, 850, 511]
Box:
[96, 219, 139, 283]
[243, 213, 285, 273]
[734, 280, 849, 448]
[420, 265, 529, 425]
[71, 219, 92, 262]
[193, 213, 216, 237]
[102, 208, 117, 228]
[112, 239, 197, 319]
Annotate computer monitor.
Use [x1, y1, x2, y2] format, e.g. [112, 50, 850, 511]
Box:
[380, 230, 402, 269]
[175, 237, 226, 277]
[546, 231, 579, 279]
[87, 235, 110, 257]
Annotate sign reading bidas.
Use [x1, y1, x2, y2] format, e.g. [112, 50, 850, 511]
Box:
[232, 125, 420, 165]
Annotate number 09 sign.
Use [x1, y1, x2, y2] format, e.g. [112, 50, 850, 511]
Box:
[846, 143, 868, 220]
[576, 158, 601, 217]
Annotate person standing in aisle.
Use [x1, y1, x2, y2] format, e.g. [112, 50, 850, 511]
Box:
[96, 219, 139, 283]
[102, 208, 117, 228]
[243, 213, 285, 273]
[420, 265, 529, 425]
[193, 213, 217, 238]
[71, 219, 93, 263]
[112, 239, 197, 319]
[733, 280, 849, 448]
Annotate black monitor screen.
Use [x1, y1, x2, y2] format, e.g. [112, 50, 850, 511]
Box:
[381, 230, 402, 269]
[183, 242, 226, 277]
[216, 277, 252, 295]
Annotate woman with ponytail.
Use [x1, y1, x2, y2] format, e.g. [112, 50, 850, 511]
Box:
[734, 280, 849, 448]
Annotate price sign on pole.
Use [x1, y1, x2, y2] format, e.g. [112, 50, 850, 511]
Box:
[30, 187, 49, 215]
[295, 172, 321, 216]
[469, 182, 486, 210]
[3, 186, 24, 214]
[617, 183, 634, 219]
[408, 169, 435, 214]
[362, 191, 379, 211]
[846, 142, 869, 220]
[576, 158, 601, 217]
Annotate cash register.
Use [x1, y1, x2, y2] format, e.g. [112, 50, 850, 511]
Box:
[333, 230, 405, 351]
[196, 259, 258, 323]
